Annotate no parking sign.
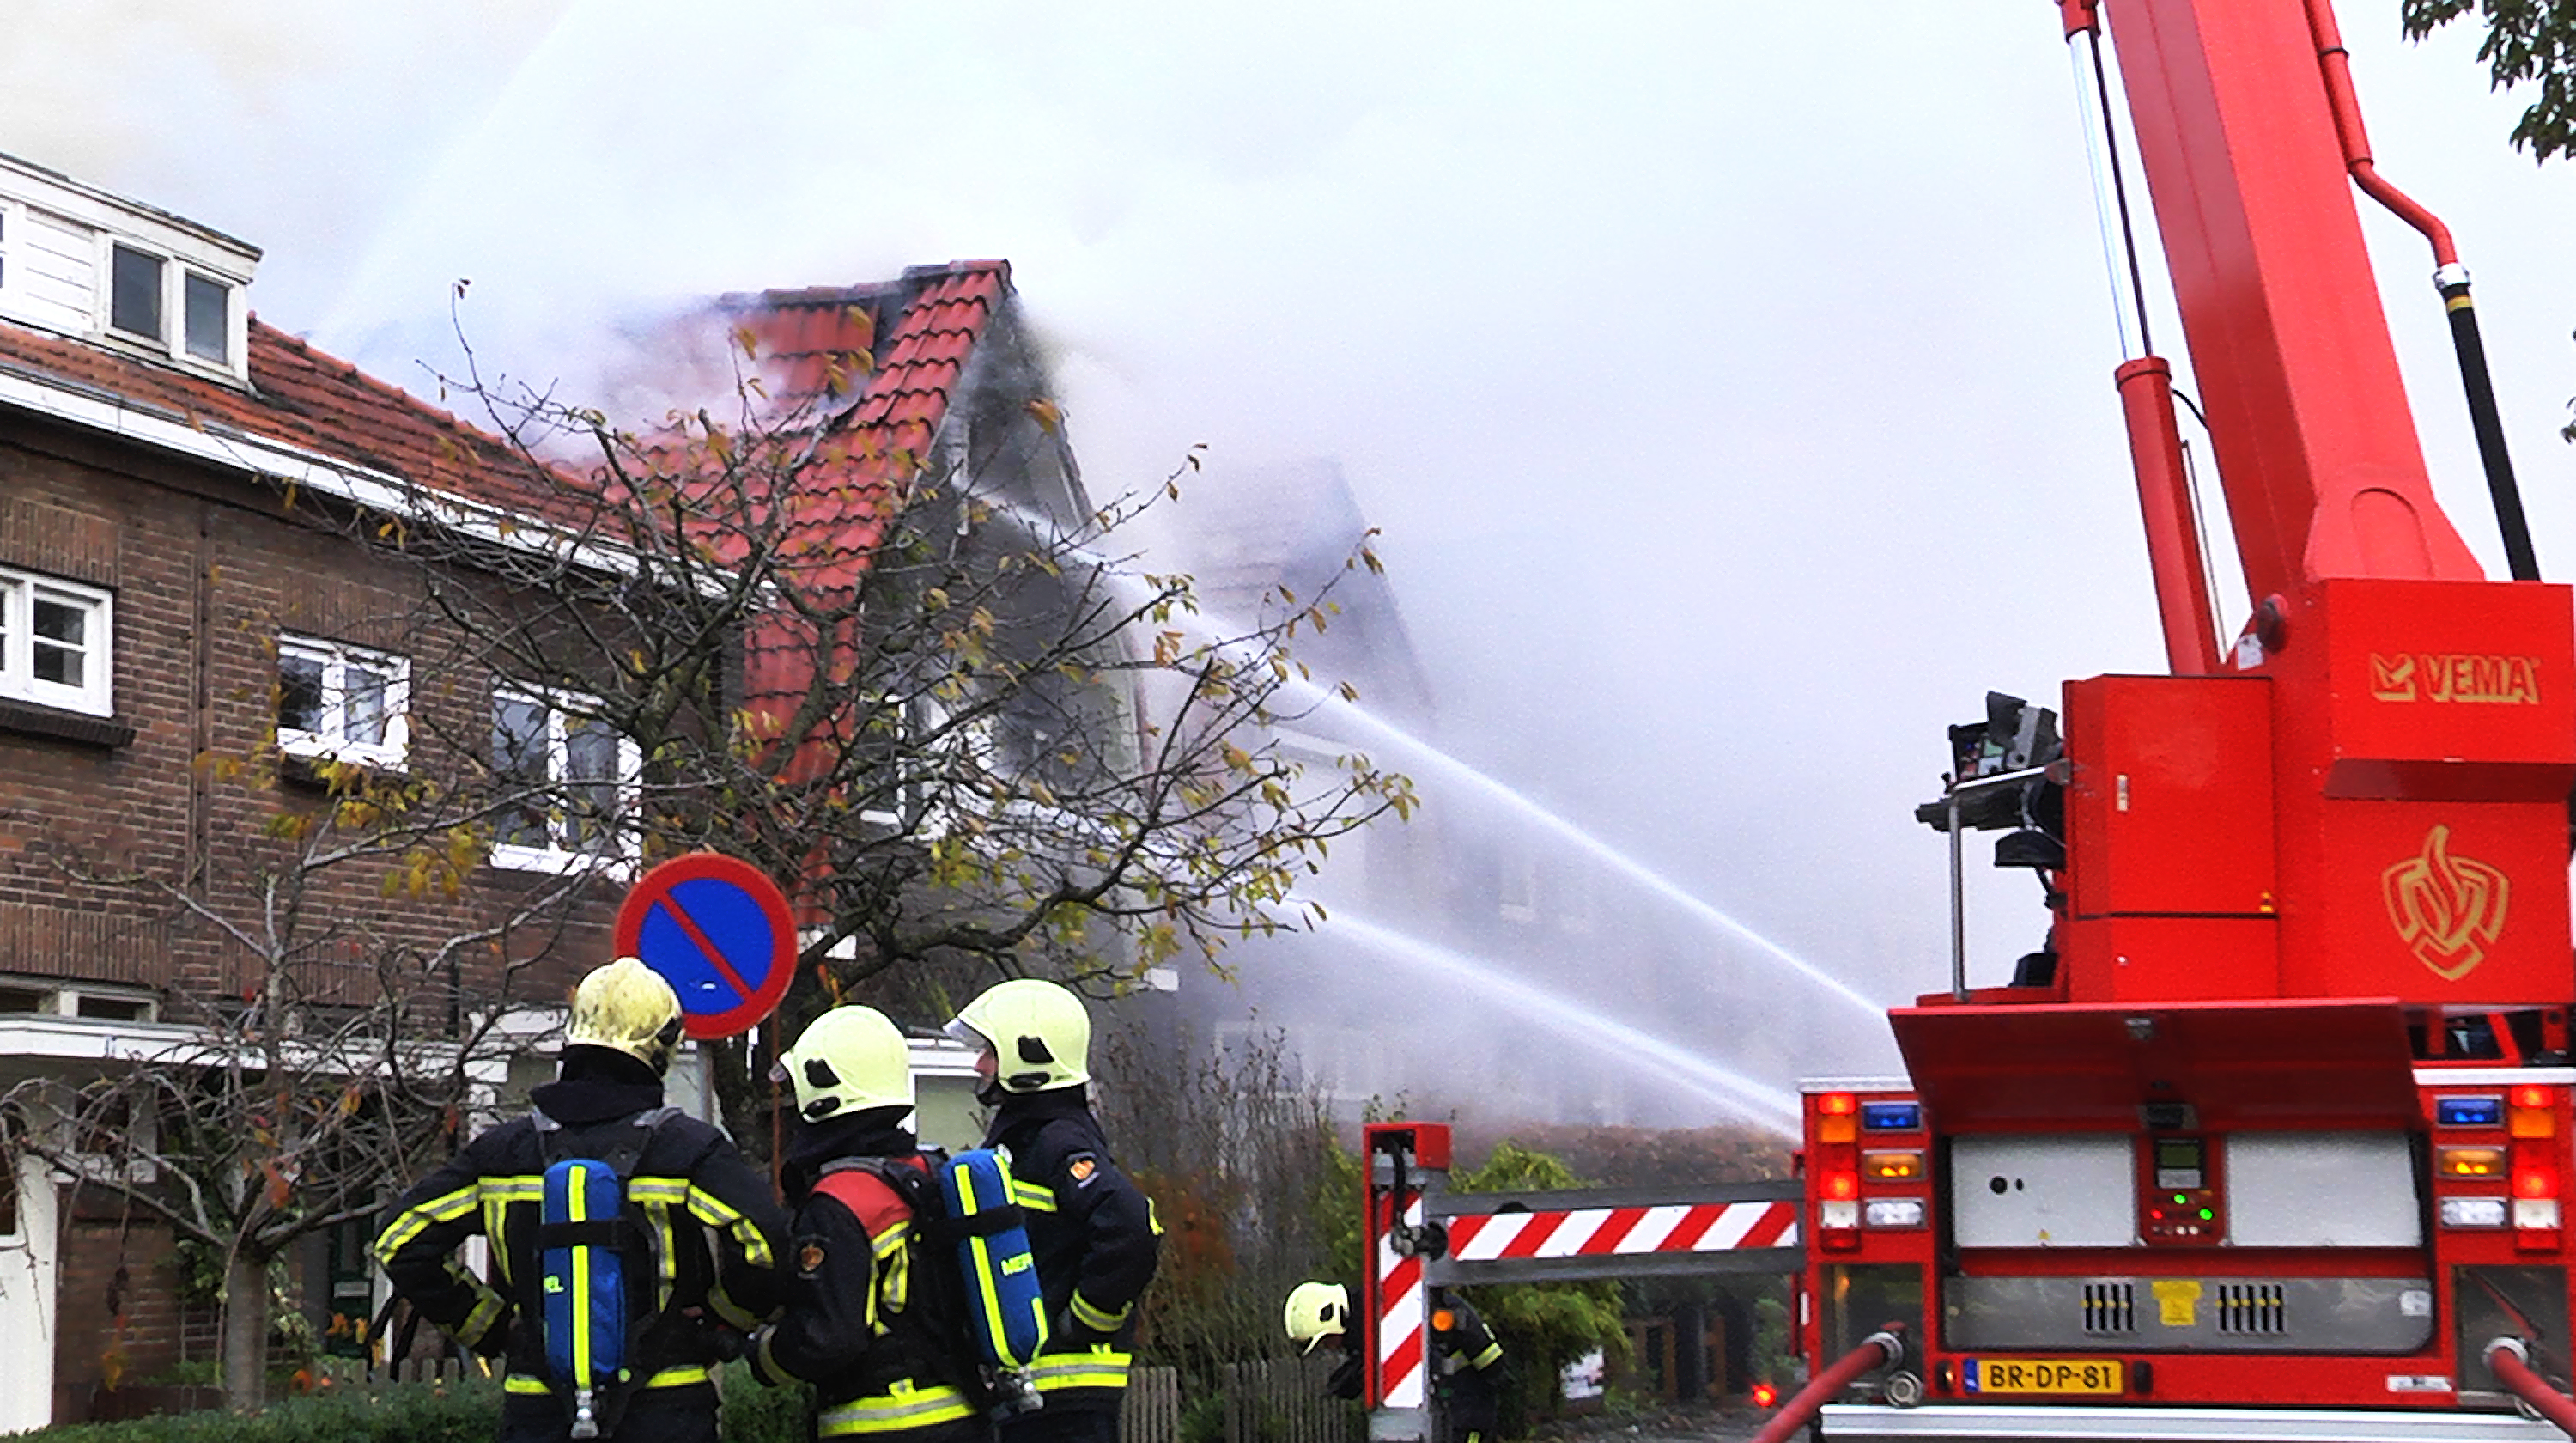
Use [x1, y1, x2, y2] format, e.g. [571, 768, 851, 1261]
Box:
[614, 853, 796, 1039]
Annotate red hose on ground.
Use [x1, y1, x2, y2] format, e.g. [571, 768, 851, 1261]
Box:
[1747, 1330, 1904, 1443]
[2489, 1339, 2576, 1440]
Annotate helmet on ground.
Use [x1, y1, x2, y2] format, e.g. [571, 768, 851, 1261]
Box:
[1284, 1282, 1349, 1353]
[780, 1005, 914, 1122]
[567, 957, 685, 1075]
[943, 977, 1091, 1093]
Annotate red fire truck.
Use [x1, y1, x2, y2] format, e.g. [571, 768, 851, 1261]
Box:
[1789, 0, 2576, 1438]
[1360, 3, 2576, 1438]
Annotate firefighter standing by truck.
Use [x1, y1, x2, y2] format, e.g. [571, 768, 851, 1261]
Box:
[374, 958, 788, 1443]
[945, 980, 1161, 1443]
[1284, 1282, 1502, 1443]
[750, 1004, 994, 1443]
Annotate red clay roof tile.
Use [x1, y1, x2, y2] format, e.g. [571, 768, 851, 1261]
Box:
[0, 317, 563, 508]
[0, 257, 1017, 591]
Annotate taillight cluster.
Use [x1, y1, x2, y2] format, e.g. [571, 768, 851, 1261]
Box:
[2433, 1084, 2561, 1248]
[2509, 1085, 2561, 1244]
[1813, 1092, 1926, 1250]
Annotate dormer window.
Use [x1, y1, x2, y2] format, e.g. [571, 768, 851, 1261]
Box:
[184, 273, 228, 362]
[106, 241, 233, 368]
[0, 155, 258, 385]
[108, 245, 160, 338]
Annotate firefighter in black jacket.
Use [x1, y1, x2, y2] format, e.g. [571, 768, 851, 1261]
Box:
[946, 980, 1161, 1443]
[1427, 1294, 1504, 1443]
[374, 959, 788, 1443]
[1282, 1282, 1363, 1401]
[750, 1004, 992, 1443]
[1283, 1282, 1499, 1442]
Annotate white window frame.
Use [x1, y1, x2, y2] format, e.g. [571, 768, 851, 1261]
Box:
[0, 565, 113, 717]
[276, 633, 411, 769]
[489, 683, 642, 875]
[96, 237, 238, 374]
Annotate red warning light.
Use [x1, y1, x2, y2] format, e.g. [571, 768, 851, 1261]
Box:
[1818, 1093, 1858, 1117]
[1752, 1382, 1779, 1409]
[2513, 1085, 2551, 1110]
[2515, 1165, 2559, 1200]
[1822, 1171, 1861, 1202]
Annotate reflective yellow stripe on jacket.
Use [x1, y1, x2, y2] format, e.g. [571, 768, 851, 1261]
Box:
[1068, 1293, 1128, 1334]
[1028, 1345, 1132, 1393]
[504, 1366, 712, 1396]
[817, 1380, 976, 1436]
[372, 1181, 479, 1263]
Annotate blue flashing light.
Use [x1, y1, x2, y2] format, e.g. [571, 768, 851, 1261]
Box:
[1862, 1101, 1923, 1132]
[2438, 1096, 2505, 1129]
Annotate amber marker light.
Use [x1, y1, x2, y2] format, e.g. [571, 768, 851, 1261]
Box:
[2440, 1145, 2506, 1178]
[1862, 1150, 1924, 1182]
[2511, 1087, 2557, 1139]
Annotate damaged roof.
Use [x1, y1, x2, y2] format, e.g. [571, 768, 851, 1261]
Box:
[0, 258, 1021, 539]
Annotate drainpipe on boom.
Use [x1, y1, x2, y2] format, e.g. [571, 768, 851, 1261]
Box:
[2305, 0, 2539, 581]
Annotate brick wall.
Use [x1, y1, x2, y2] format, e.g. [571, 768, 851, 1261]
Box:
[2, 417, 641, 1423]
[0, 429, 623, 1011]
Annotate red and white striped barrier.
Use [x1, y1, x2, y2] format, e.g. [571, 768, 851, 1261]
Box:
[1443, 1201, 1798, 1261]
[1376, 1195, 1427, 1408]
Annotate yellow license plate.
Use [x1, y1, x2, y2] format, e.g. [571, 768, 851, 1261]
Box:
[1964, 1358, 2124, 1396]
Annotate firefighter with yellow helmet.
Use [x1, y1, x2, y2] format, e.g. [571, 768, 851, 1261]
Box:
[1287, 1281, 1502, 1443]
[1282, 1282, 1363, 1400]
[374, 958, 787, 1443]
[945, 979, 1161, 1443]
[750, 1004, 993, 1443]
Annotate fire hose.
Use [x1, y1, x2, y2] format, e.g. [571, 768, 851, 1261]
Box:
[2488, 1337, 2576, 1440]
[1748, 1329, 1905, 1443]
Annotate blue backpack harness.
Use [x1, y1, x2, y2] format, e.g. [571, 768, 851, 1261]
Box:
[533, 1106, 679, 1440]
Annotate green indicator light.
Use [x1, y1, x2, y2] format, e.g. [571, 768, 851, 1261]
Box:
[2173, 1195, 2188, 1205]
[2198, 1209, 2214, 1221]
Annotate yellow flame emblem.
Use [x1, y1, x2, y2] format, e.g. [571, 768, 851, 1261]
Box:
[2381, 825, 2510, 981]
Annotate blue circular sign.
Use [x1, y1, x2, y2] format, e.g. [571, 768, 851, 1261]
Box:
[614, 854, 797, 1038]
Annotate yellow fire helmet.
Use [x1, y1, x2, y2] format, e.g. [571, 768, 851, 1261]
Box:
[565, 957, 686, 1075]
[779, 1005, 914, 1122]
[1284, 1282, 1350, 1353]
[944, 977, 1091, 1093]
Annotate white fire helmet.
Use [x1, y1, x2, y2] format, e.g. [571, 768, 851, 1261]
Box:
[1284, 1282, 1350, 1353]
[944, 977, 1091, 1093]
[778, 1005, 914, 1122]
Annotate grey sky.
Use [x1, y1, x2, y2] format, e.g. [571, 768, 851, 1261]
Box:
[11, 3, 2575, 1090]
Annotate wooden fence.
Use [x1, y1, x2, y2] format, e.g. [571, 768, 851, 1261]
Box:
[1123, 1365, 1183, 1443]
[1120, 1359, 1350, 1443]
[1218, 1355, 1356, 1443]
[313, 1354, 478, 1389]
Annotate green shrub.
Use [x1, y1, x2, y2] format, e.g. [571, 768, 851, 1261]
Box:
[28, 1368, 809, 1443]
[1176, 1388, 1227, 1443]
[26, 1380, 500, 1443]
[716, 1360, 810, 1443]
